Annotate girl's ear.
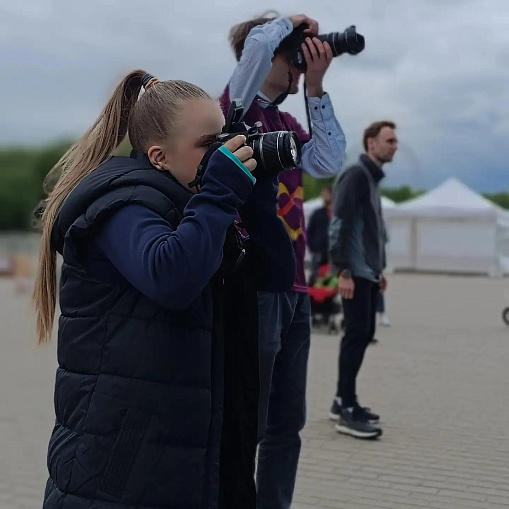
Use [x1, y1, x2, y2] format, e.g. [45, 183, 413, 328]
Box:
[147, 145, 168, 171]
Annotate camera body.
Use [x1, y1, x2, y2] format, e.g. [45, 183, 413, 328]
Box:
[217, 98, 302, 180]
[281, 24, 365, 71]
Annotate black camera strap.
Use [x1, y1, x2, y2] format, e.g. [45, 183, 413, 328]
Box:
[233, 222, 248, 273]
[272, 62, 314, 139]
[272, 66, 293, 106]
[303, 80, 313, 138]
[187, 142, 223, 192]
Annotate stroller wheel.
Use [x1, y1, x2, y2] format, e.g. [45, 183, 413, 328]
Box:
[502, 308, 509, 326]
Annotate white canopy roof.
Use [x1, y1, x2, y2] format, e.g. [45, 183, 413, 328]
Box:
[381, 196, 396, 209]
[303, 195, 396, 214]
[389, 178, 502, 219]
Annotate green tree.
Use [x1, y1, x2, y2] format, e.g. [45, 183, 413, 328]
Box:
[302, 173, 335, 200]
[380, 186, 424, 203]
[483, 192, 509, 210]
[0, 142, 70, 230]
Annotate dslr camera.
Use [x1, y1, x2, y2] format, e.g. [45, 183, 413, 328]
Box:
[217, 98, 302, 180]
[280, 24, 365, 71]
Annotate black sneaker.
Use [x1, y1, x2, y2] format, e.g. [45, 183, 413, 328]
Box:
[355, 402, 380, 424]
[329, 400, 341, 421]
[330, 400, 380, 424]
[335, 407, 382, 439]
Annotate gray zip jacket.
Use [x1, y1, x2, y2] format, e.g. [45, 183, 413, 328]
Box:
[329, 154, 386, 282]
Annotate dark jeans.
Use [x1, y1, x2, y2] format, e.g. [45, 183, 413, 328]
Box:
[336, 277, 379, 408]
[256, 291, 311, 509]
[376, 290, 385, 313]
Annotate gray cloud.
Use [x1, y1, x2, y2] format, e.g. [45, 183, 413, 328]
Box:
[0, 0, 508, 191]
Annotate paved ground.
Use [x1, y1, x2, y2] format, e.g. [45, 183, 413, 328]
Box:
[1, 274, 509, 508]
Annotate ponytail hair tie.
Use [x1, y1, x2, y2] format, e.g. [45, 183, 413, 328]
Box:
[141, 73, 159, 90]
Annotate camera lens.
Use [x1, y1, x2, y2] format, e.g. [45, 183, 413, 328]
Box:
[318, 26, 365, 57]
[289, 136, 299, 164]
[251, 131, 302, 178]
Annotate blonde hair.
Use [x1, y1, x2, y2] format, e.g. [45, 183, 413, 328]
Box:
[33, 70, 212, 343]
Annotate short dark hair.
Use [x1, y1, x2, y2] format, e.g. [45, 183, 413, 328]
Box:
[363, 121, 396, 151]
[229, 11, 281, 62]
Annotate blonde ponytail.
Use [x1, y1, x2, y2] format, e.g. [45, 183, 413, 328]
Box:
[33, 70, 146, 343]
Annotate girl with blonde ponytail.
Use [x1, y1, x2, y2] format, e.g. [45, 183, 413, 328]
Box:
[34, 70, 145, 344]
[37, 69, 295, 509]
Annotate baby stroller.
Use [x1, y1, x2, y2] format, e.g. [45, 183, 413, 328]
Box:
[502, 307, 509, 326]
[308, 264, 343, 334]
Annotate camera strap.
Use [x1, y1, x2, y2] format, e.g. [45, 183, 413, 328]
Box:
[232, 222, 247, 273]
[303, 80, 313, 138]
[272, 64, 314, 139]
[272, 66, 294, 106]
[187, 142, 223, 192]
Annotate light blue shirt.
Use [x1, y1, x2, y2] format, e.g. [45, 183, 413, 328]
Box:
[229, 17, 346, 178]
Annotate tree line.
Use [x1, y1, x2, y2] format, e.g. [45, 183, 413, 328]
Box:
[1, 142, 508, 231]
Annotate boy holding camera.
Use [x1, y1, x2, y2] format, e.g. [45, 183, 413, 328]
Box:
[221, 12, 346, 509]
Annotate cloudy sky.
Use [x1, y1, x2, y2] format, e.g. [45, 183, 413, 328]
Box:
[1, 0, 508, 191]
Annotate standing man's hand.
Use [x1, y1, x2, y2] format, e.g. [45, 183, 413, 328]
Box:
[289, 14, 319, 35]
[302, 37, 333, 97]
[380, 275, 388, 292]
[339, 270, 355, 299]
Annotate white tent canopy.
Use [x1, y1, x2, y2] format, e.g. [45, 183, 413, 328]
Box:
[381, 196, 396, 209]
[391, 177, 502, 219]
[384, 178, 509, 276]
[303, 195, 395, 225]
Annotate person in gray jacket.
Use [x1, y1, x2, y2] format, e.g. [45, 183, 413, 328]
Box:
[328, 121, 398, 439]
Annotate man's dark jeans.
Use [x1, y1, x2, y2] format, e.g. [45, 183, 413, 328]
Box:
[256, 291, 311, 509]
[376, 289, 385, 313]
[336, 277, 379, 408]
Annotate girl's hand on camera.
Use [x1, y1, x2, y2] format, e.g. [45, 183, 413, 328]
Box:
[224, 135, 257, 173]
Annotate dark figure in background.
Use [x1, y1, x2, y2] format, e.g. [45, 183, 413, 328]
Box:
[307, 185, 333, 285]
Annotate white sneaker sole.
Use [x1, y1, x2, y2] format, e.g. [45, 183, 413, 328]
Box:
[335, 423, 382, 439]
[329, 411, 340, 421]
